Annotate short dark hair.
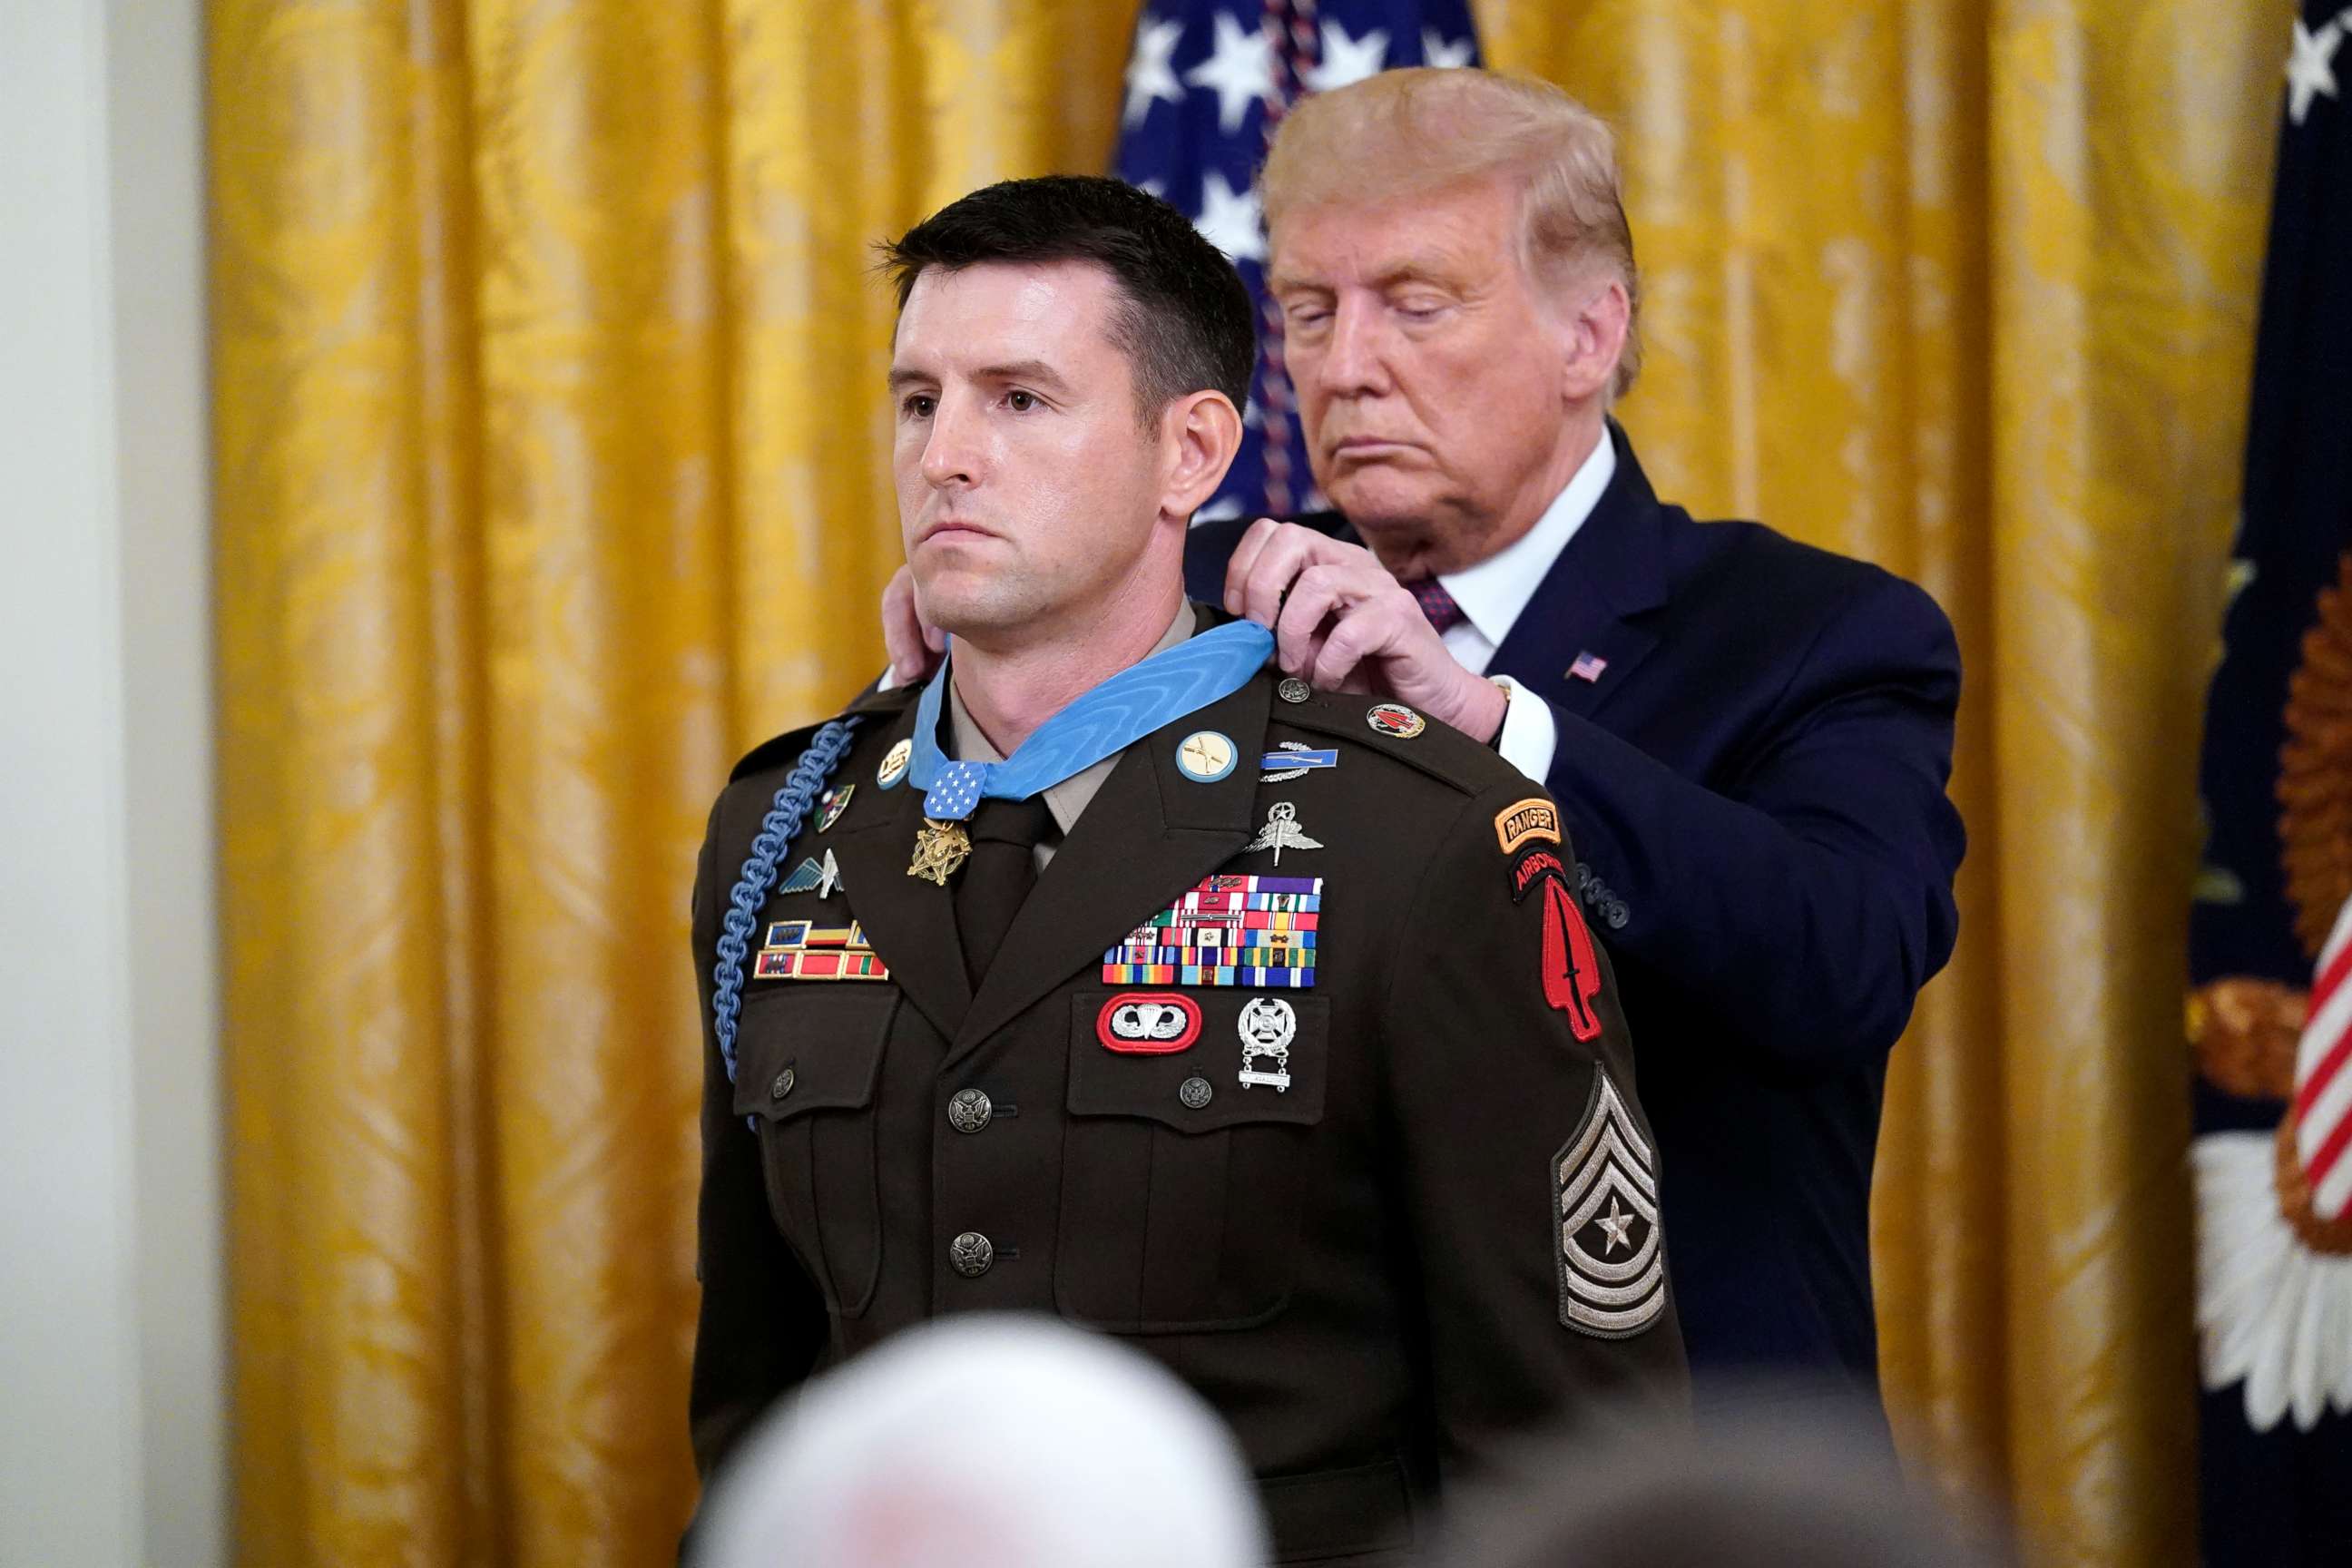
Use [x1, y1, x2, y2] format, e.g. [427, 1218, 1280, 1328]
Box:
[878, 175, 1257, 424]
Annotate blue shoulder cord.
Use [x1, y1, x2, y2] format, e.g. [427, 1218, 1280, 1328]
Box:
[710, 717, 860, 1127]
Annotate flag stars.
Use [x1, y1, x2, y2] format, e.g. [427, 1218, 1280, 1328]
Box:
[2289, 15, 2345, 126]
[1193, 169, 1266, 263]
[1185, 10, 1274, 134]
[1421, 29, 1475, 70]
[1305, 21, 1389, 93]
[1122, 15, 1186, 127]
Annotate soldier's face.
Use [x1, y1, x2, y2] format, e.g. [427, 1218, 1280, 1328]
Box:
[890, 260, 1170, 647]
[1269, 179, 1582, 576]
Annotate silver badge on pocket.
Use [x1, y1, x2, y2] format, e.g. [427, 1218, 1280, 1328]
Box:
[1237, 996, 1295, 1092]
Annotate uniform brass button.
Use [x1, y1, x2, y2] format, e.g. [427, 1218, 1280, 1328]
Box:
[1278, 677, 1310, 704]
[769, 1067, 795, 1101]
[948, 1087, 993, 1133]
[949, 1231, 995, 1278]
[1180, 1075, 1213, 1110]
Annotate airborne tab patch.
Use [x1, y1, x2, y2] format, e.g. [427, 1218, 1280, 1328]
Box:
[1553, 1072, 1667, 1338]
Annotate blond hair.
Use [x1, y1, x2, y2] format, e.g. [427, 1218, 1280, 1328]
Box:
[1260, 68, 1641, 399]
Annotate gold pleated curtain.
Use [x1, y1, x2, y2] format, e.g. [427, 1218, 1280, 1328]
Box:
[210, 2, 2280, 1563]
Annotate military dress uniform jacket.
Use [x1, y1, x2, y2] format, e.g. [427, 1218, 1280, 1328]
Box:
[688, 655, 1690, 1563]
[1187, 428, 1965, 1398]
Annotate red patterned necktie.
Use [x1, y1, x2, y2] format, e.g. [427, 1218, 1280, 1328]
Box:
[1404, 576, 1465, 634]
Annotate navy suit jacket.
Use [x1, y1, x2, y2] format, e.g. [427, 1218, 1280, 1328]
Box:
[1185, 428, 1965, 1399]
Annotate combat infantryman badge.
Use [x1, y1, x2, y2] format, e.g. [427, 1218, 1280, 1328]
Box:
[907, 818, 972, 885]
[1260, 741, 1338, 782]
[1245, 801, 1324, 866]
[1237, 996, 1296, 1091]
[1552, 1071, 1667, 1338]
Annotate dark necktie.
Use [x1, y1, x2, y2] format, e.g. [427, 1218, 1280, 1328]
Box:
[952, 794, 1058, 985]
[1404, 576, 1465, 634]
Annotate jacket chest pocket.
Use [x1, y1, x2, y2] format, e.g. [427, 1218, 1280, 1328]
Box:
[729, 985, 897, 1318]
[1056, 990, 1329, 1333]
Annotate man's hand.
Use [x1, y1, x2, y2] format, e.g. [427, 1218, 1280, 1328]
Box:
[881, 564, 944, 687]
[1224, 519, 1507, 743]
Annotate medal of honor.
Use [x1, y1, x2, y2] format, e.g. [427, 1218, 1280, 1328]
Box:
[896, 621, 1277, 891]
[905, 622, 1274, 818]
[907, 818, 972, 885]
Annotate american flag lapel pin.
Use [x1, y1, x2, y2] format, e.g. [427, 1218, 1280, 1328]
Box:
[1568, 652, 1609, 683]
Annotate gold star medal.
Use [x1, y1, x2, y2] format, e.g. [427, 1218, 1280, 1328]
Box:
[908, 818, 972, 885]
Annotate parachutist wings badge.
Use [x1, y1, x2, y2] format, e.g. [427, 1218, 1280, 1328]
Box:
[1553, 1071, 1668, 1338]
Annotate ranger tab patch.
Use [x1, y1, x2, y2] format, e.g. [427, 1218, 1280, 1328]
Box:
[1494, 797, 1563, 855]
[1553, 1071, 1667, 1338]
[1103, 872, 1322, 987]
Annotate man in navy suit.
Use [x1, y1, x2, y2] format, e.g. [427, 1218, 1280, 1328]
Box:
[881, 69, 1963, 1407]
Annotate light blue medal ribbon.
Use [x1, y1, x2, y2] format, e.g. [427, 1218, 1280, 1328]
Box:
[908, 618, 1275, 819]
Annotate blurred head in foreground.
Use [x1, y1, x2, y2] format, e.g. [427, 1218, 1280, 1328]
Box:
[1444, 1386, 2006, 1568]
[689, 1314, 1269, 1568]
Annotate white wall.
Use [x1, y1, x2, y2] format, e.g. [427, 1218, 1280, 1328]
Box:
[0, 1, 223, 1565]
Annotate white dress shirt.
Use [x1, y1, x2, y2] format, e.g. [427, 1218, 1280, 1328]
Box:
[1435, 427, 1616, 785]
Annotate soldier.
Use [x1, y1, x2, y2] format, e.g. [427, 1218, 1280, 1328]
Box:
[689, 175, 1685, 1562]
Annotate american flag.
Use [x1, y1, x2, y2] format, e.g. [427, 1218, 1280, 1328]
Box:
[2187, 5, 2352, 1557]
[2297, 882, 2352, 1220]
[1568, 651, 1609, 683]
[1112, 1, 1482, 523]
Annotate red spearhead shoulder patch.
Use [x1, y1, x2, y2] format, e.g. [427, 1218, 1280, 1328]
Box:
[1512, 850, 1603, 1043]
